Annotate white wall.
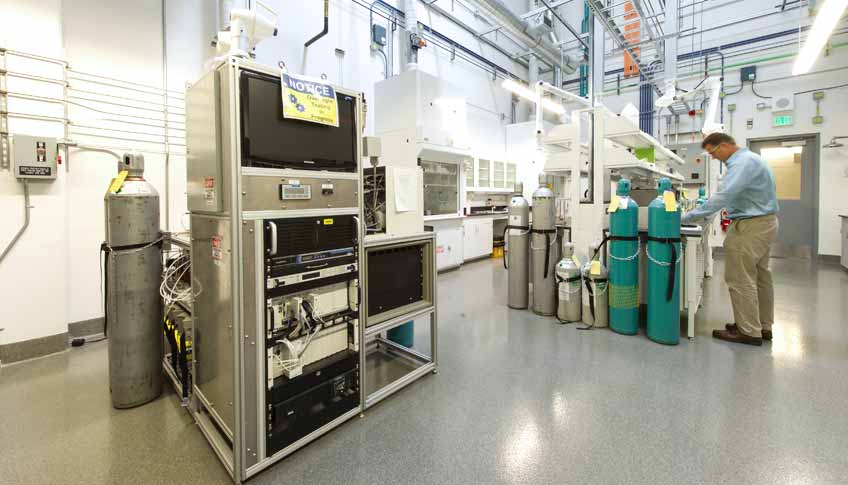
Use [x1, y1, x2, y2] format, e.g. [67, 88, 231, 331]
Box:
[0, 0, 537, 348]
[1, 0, 205, 348]
[0, 0, 67, 346]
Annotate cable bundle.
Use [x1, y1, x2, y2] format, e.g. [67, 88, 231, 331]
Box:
[160, 252, 192, 315]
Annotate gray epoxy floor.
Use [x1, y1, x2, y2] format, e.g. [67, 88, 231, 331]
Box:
[2, 257, 847, 484]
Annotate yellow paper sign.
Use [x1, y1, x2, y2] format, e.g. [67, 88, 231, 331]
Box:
[323, 218, 334, 225]
[590, 260, 601, 276]
[571, 255, 580, 267]
[281, 73, 339, 127]
[608, 196, 620, 213]
[663, 191, 678, 212]
[108, 170, 129, 194]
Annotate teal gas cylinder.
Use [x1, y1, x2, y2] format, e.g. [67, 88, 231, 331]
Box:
[387, 321, 414, 348]
[608, 178, 640, 335]
[647, 178, 681, 345]
[696, 186, 707, 206]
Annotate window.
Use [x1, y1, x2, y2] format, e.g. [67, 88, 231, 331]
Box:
[761, 146, 802, 200]
[421, 160, 459, 216]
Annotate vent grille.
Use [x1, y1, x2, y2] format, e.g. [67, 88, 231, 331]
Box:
[267, 216, 355, 257]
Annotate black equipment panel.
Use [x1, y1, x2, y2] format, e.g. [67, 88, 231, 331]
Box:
[266, 351, 359, 455]
[264, 215, 356, 259]
[367, 245, 425, 317]
[239, 70, 357, 172]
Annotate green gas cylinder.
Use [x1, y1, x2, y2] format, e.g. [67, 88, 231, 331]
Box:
[696, 186, 707, 206]
[647, 178, 681, 345]
[608, 178, 640, 335]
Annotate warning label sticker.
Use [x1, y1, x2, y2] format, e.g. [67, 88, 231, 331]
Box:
[20, 166, 52, 177]
[280, 73, 339, 127]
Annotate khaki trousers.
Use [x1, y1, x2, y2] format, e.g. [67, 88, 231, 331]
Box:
[723, 215, 779, 338]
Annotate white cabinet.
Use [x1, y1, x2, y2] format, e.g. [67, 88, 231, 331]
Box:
[469, 158, 517, 193]
[493, 161, 505, 189]
[463, 218, 494, 261]
[477, 159, 490, 188]
[435, 224, 464, 271]
[506, 162, 516, 190]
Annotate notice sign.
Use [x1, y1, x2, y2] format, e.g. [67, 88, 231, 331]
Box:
[281, 73, 339, 127]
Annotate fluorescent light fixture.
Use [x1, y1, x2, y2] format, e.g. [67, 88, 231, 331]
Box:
[792, 0, 848, 75]
[502, 79, 565, 115]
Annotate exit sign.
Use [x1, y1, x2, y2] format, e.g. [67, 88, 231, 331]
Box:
[773, 114, 793, 127]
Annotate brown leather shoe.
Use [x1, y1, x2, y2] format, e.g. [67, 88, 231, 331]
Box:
[725, 323, 772, 341]
[713, 329, 762, 346]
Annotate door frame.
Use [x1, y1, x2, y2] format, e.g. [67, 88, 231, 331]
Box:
[747, 133, 820, 259]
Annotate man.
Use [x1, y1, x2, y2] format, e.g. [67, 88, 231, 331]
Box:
[682, 133, 779, 346]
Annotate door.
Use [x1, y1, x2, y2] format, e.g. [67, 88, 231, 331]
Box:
[506, 163, 517, 191]
[463, 219, 478, 260]
[436, 226, 463, 270]
[479, 219, 494, 257]
[749, 136, 818, 259]
[493, 161, 505, 189]
[478, 159, 490, 189]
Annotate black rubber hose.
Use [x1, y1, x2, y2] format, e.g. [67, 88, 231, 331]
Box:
[667, 242, 677, 302]
[502, 226, 509, 270]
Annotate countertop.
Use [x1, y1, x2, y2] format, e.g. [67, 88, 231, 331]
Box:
[424, 214, 466, 222]
[466, 211, 508, 218]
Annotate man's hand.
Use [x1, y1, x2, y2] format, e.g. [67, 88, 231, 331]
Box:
[681, 212, 696, 225]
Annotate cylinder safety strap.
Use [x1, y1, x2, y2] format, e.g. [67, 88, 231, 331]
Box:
[647, 236, 681, 302]
[502, 226, 508, 269]
[580, 277, 608, 331]
[592, 233, 639, 261]
[556, 274, 582, 284]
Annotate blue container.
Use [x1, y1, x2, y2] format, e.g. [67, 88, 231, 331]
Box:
[647, 178, 681, 345]
[609, 178, 640, 335]
[387, 321, 414, 348]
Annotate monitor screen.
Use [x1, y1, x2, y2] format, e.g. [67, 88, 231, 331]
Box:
[239, 70, 357, 172]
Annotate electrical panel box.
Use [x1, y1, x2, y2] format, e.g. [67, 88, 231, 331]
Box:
[668, 142, 708, 184]
[740, 65, 757, 82]
[371, 24, 387, 46]
[12, 135, 58, 180]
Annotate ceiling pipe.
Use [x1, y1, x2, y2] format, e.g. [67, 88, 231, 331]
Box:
[424, 0, 530, 70]
[304, 0, 329, 48]
[463, 0, 577, 73]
